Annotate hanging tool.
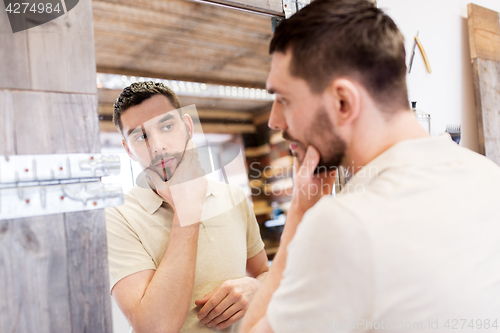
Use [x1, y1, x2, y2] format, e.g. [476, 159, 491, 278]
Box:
[408, 31, 432, 74]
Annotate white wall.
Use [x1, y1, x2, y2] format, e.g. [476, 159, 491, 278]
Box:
[378, 0, 500, 153]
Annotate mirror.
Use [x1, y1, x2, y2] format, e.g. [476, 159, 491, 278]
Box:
[94, 1, 283, 331]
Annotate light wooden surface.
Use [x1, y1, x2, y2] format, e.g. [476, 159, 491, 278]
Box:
[0, 11, 30, 89]
[0, 1, 112, 332]
[93, 0, 274, 88]
[471, 59, 500, 165]
[0, 89, 111, 333]
[467, 4, 500, 63]
[468, 4, 500, 166]
[191, 0, 284, 16]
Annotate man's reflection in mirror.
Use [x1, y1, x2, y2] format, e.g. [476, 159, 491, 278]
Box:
[105, 81, 269, 333]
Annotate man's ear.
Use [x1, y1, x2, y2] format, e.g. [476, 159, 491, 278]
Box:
[327, 78, 361, 127]
[122, 139, 137, 161]
[182, 114, 194, 139]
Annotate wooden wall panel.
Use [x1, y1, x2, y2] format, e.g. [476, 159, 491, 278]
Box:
[64, 210, 112, 333]
[0, 216, 72, 333]
[468, 4, 500, 62]
[471, 59, 500, 165]
[26, 0, 97, 94]
[0, 0, 112, 332]
[93, 0, 273, 88]
[468, 4, 500, 165]
[0, 11, 30, 89]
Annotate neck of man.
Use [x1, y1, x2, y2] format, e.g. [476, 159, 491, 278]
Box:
[342, 108, 430, 176]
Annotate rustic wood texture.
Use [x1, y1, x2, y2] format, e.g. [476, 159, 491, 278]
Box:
[193, 0, 284, 16]
[0, 90, 112, 333]
[467, 4, 500, 62]
[5, 91, 100, 154]
[0, 0, 96, 93]
[0, 0, 112, 332]
[93, 0, 274, 88]
[27, 0, 97, 94]
[0, 216, 72, 333]
[471, 59, 500, 165]
[468, 4, 500, 165]
[64, 210, 112, 333]
[0, 10, 30, 90]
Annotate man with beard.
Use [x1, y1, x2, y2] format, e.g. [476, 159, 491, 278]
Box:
[105, 81, 268, 333]
[241, 0, 500, 332]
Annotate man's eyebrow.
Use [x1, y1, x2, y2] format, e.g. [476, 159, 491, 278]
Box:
[157, 113, 175, 123]
[267, 87, 282, 95]
[126, 113, 176, 137]
[127, 126, 144, 138]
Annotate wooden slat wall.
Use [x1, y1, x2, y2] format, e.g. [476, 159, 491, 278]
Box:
[93, 0, 273, 88]
[191, 0, 284, 16]
[468, 4, 500, 165]
[0, 2, 112, 332]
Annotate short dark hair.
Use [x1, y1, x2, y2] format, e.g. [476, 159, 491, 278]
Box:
[270, 0, 409, 110]
[113, 81, 181, 133]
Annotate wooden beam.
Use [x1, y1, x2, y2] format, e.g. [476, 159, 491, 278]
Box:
[184, 108, 254, 121]
[96, 66, 268, 89]
[253, 110, 270, 125]
[100, 120, 256, 134]
[471, 59, 500, 165]
[468, 4, 500, 62]
[185, 0, 284, 17]
[99, 103, 254, 121]
[468, 4, 500, 165]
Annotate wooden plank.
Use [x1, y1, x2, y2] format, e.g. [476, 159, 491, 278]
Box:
[98, 103, 253, 120]
[0, 90, 110, 333]
[467, 4, 500, 62]
[471, 59, 500, 165]
[0, 11, 30, 89]
[26, 0, 97, 93]
[92, 0, 272, 88]
[64, 210, 113, 333]
[198, 122, 256, 133]
[0, 216, 72, 333]
[100, 120, 256, 134]
[0, 91, 16, 156]
[253, 110, 271, 125]
[11, 91, 100, 154]
[97, 89, 272, 111]
[187, 0, 284, 17]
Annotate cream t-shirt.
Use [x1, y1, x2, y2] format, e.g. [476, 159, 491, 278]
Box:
[268, 134, 500, 332]
[106, 179, 265, 333]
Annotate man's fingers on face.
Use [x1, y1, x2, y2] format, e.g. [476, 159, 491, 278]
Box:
[297, 146, 320, 178]
[145, 168, 169, 190]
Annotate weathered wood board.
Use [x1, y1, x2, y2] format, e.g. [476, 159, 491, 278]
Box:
[467, 4, 500, 165]
[0, 1, 112, 332]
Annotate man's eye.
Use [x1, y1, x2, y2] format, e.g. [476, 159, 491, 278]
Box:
[136, 134, 147, 142]
[163, 124, 173, 130]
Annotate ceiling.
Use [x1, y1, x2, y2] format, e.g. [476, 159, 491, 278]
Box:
[93, 0, 274, 89]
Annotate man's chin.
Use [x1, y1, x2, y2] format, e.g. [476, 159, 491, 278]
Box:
[153, 165, 176, 181]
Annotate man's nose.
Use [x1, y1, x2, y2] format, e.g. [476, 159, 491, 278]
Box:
[268, 100, 287, 131]
[147, 132, 167, 153]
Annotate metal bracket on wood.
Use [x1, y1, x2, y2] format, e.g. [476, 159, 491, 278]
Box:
[0, 154, 124, 220]
[282, 0, 310, 19]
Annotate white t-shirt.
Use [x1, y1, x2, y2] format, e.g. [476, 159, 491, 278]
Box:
[267, 134, 500, 333]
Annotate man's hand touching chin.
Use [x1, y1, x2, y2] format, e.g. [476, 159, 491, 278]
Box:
[292, 145, 337, 215]
[195, 277, 261, 330]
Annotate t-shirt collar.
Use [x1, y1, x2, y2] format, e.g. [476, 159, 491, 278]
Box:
[133, 177, 216, 215]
